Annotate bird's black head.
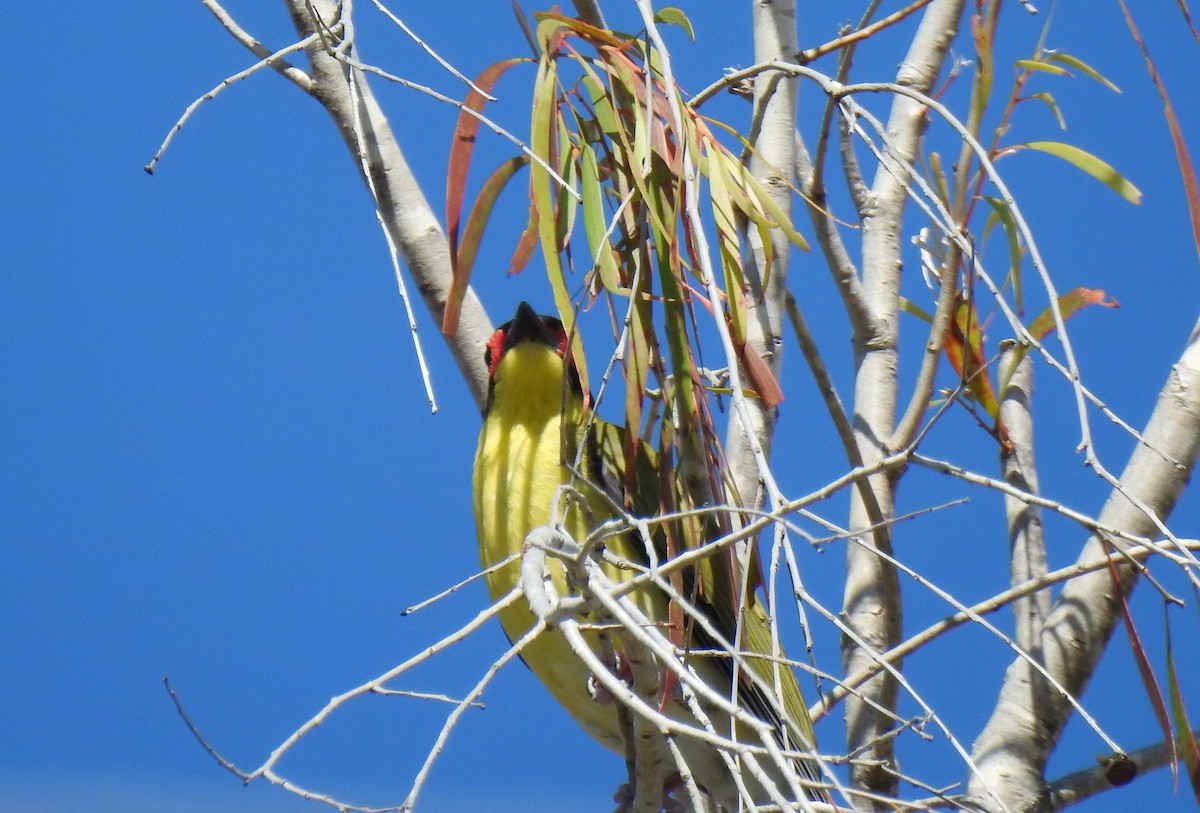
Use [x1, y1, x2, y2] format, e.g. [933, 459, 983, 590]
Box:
[484, 301, 569, 380]
[481, 302, 587, 414]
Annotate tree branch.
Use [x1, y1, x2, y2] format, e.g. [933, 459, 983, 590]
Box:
[201, 0, 315, 91]
[842, 0, 966, 802]
[284, 0, 493, 410]
[969, 318, 1200, 810]
[1045, 735, 1194, 813]
[723, 0, 798, 512]
[997, 344, 1051, 655]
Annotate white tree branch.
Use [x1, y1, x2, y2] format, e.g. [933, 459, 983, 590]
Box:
[998, 345, 1051, 655]
[284, 0, 494, 410]
[842, 1, 966, 801]
[723, 0, 799, 509]
[968, 319, 1200, 811]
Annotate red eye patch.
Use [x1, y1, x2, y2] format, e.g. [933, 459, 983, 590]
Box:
[484, 327, 508, 380]
[548, 323, 569, 359]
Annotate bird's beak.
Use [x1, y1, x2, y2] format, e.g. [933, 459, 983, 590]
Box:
[505, 301, 560, 351]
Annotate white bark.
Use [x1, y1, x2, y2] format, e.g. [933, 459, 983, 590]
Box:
[193, 4, 1200, 811]
[285, 0, 494, 410]
[841, 0, 965, 801]
[999, 347, 1051, 656]
[724, 0, 799, 509]
[969, 320, 1200, 811]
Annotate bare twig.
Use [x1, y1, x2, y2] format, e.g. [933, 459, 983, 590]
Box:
[401, 551, 521, 616]
[145, 34, 317, 174]
[254, 586, 525, 779]
[402, 621, 542, 810]
[346, 67, 440, 411]
[795, 0, 938, 64]
[200, 0, 316, 90]
[163, 677, 250, 780]
[1044, 734, 1198, 812]
[368, 0, 496, 99]
[283, 0, 495, 409]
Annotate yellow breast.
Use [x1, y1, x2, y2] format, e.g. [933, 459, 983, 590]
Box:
[472, 342, 626, 751]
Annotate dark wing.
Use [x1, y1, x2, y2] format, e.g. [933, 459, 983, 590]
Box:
[586, 417, 820, 756]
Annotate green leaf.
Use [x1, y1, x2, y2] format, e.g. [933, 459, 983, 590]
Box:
[928, 151, 950, 207]
[1026, 288, 1119, 341]
[554, 118, 578, 252]
[700, 117, 810, 252]
[630, 84, 651, 176]
[1026, 91, 1066, 130]
[624, 294, 652, 486]
[534, 15, 566, 52]
[653, 7, 695, 41]
[1015, 59, 1072, 77]
[734, 163, 809, 251]
[708, 149, 772, 273]
[581, 70, 620, 136]
[982, 196, 1024, 313]
[579, 141, 624, 293]
[900, 296, 934, 323]
[529, 47, 589, 396]
[1166, 619, 1200, 800]
[532, 11, 622, 48]
[658, 279, 697, 419]
[1017, 141, 1143, 204]
[1045, 51, 1121, 92]
[530, 52, 559, 271]
[705, 135, 745, 343]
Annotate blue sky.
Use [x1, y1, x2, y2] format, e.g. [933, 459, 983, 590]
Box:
[3, 2, 1200, 812]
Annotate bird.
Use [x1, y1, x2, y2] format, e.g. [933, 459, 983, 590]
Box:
[472, 301, 824, 811]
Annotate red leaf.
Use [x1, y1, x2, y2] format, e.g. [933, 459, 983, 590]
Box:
[508, 201, 540, 276]
[1120, 0, 1200, 272]
[945, 295, 1000, 421]
[443, 58, 525, 336]
[738, 342, 784, 410]
[1027, 287, 1119, 342]
[1106, 554, 1178, 783]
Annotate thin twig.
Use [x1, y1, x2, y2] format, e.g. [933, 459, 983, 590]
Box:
[369, 0, 496, 99]
[200, 0, 315, 90]
[794, 581, 1013, 813]
[824, 538, 1200, 712]
[145, 34, 318, 173]
[253, 587, 525, 777]
[368, 687, 486, 707]
[335, 52, 578, 200]
[346, 67, 439, 412]
[162, 677, 250, 779]
[401, 551, 521, 615]
[853, 537, 1123, 754]
[403, 621, 542, 810]
[795, 0, 937, 64]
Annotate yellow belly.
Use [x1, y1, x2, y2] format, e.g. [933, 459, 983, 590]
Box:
[473, 399, 630, 751]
